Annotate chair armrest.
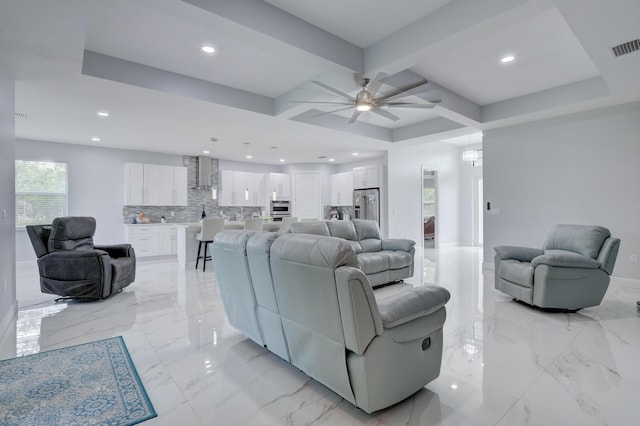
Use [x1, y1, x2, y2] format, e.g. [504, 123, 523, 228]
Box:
[376, 285, 450, 329]
[531, 250, 601, 269]
[381, 239, 415, 252]
[494, 246, 543, 262]
[94, 244, 134, 258]
[38, 250, 111, 280]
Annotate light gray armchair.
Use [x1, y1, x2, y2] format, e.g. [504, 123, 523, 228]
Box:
[494, 224, 620, 310]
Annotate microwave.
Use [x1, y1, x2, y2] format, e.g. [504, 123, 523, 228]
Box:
[270, 200, 291, 221]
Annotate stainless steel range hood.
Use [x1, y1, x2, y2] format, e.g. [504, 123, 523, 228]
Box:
[193, 156, 213, 189]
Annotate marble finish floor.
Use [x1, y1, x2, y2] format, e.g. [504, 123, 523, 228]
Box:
[3, 247, 640, 425]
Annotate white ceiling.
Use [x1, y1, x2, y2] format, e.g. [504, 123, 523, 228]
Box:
[2, 0, 640, 164]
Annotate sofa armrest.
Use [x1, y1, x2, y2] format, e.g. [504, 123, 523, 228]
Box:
[95, 244, 134, 258]
[494, 246, 543, 262]
[381, 239, 415, 252]
[376, 285, 450, 329]
[335, 267, 383, 355]
[531, 250, 601, 269]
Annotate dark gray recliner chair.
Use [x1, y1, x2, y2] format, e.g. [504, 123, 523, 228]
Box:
[26, 216, 136, 300]
[494, 224, 620, 310]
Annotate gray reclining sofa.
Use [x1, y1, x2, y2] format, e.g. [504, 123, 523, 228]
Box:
[212, 230, 450, 413]
[289, 219, 415, 287]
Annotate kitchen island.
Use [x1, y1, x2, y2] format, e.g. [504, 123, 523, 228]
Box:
[175, 221, 282, 268]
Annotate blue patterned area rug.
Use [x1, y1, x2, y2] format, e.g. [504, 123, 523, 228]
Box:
[0, 336, 156, 426]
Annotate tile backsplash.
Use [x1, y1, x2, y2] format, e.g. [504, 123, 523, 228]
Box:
[123, 156, 261, 223]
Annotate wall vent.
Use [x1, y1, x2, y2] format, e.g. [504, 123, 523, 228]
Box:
[610, 38, 640, 57]
[14, 113, 30, 119]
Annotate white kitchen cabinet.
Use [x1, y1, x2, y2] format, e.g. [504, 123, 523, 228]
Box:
[220, 171, 266, 207]
[160, 166, 188, 206]
[268, 173, 291, 200]
[330, 172, 354, 206]
[124, 163, 187, 206]
[124, 163, 145, 205]
[353, 165, 379, 189]
[143, 164, 165, 205]
[125, 225, 177, 258]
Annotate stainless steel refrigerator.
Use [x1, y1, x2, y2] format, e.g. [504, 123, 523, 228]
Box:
[353, 188, 380, 224]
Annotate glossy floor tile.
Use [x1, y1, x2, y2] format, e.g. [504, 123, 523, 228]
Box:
[3, 247, 640, 425]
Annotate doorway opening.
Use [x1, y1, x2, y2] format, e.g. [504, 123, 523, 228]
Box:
[422, 169, 437, 249]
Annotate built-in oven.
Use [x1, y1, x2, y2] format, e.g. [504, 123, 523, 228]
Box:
[270, 200, 291, 222]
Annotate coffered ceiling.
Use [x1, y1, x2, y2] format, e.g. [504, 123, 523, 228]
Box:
[2, 0, 639, 164]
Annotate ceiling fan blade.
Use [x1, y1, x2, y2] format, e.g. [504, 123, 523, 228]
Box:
[383, 102, 436, 109]
[371, 108, 401, 121]
[348, 110, 362, 124]
[312, 105, 356, 118]
[290, 100, 353, 105]
[378, 80, 431, 101]
[312, 80, 355, 102]
[365, 72, 388, 98]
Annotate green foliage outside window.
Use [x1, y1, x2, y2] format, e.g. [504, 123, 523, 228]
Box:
[15, 160, 68, 226]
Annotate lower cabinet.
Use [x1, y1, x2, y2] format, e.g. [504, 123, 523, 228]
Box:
[125, 225, 177, 258]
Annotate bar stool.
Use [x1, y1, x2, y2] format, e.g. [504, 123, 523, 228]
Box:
[195, 218, 225, 271]
[243, 218, 264, 231]
[278, 216, 298, 232]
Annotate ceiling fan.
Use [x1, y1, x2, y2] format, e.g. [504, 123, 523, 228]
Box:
[292, 73, 440, 124]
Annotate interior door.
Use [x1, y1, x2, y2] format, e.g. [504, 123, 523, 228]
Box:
[294, 172, 320, 219]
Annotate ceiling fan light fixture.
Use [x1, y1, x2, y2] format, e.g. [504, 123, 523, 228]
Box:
[356, 103, 372, 112]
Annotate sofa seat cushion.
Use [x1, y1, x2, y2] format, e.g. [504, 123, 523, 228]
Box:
[357, 252, 390, 275]
[498, 259, 534, 288]
[383, 250, 413, 270]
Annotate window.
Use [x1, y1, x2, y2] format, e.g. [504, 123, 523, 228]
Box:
[15, 160, 68, 226]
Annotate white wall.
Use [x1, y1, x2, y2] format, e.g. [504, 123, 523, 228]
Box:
[483, 102, 640, 280]
[387, 140, 474, 246]
[0, 54, 17, 348]
[15, 139, 184, 262]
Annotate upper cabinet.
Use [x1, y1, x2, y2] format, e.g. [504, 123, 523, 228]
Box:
[268, 173, 291, 200]
[124, 163, 187, 206]
[353, 165, 379, 189]
[330, 172, 354, 206]
[220, 170, 266, 207]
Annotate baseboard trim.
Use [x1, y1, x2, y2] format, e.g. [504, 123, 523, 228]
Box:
[610, 276, 640, 289]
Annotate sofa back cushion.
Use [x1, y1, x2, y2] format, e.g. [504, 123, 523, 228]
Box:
[353, 219, 382, 252]
[326, 220, 362, 253]
[543, 224, 610, 259]
[269, 233, 358, 401]
[212, 230, 264, 346]
[289, 221, 330, 236]
[48, 216, 96, 252]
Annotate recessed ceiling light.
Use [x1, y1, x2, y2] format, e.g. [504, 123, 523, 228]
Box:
[500, 55, 515, 63]
[201, 45, 215, 54]
[279, 158, 285, 162]
[91, 137, 101, 142]
[352, 152, 359, 156]
[329, 158, 336, 162]
[97, 111, 109, 117]
[245, 154, 253, 159]
[203, 150, 210, 154]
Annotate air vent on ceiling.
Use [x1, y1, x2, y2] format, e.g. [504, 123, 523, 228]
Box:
[14, 113, 30, 119]
[610, 38, 640, 57]
[317, 155, 328, 159]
